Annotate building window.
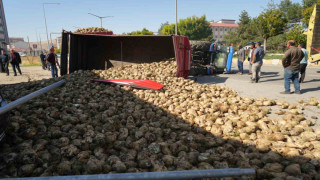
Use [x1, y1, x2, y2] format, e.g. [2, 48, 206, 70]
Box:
[220, 28, 223, 31]
[215, 35, 217, 38]
[225, 29, 227, 31]
[216, 28, 218, 31]
[220, 36, 223, 38]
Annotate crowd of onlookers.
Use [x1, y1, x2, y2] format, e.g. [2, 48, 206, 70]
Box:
[0, 47, 60, 78]
[233, 40, 309, 94]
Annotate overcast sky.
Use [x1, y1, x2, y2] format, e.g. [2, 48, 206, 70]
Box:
[3, 0, 301, 42]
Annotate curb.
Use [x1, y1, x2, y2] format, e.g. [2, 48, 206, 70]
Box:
[232, 58, 319, 67]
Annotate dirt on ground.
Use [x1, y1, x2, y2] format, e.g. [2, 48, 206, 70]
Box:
[0, 66, 52, 85]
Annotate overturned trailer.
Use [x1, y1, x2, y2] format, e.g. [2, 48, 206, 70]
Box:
[60, 31, 192, 78]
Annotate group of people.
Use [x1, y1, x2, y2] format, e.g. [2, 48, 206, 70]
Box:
[0, 49, 22, 76]
[236, 42, 265, 83]
[0, 47, 59, 78]
[234, 40, 308, 94]
[40, 47, 59, 78]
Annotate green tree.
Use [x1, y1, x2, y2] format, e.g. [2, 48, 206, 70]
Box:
[161, 24, 175, 35]
[267, 34, 286, 52]
[303, 0, 317, 8]
[158, 21, 169, 34]
[126, 28, 154, 35]
[254, 9, 287, 51]
[285, 24, 307, 45]
[223, 11, 262, 47]
[161, 15, 212, 40]
[279, 0, 303, 23]
[302, 0, 320, 26]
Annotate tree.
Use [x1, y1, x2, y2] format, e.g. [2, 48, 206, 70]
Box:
[161, 15, 212, 40]
[126, 28, 154, 35]
[279, 0, 293, 15]
[223, 11, 262, 47]
[303, 0, 317, 8]
[239, 10, 251, 25]
[158, 21, 169, 35]
[286, 24, 307, 45]
[161, 24, 175, 35]
[254, 9, 287, 51]
[302, 0, 320, 26]
[287, 3, 303, 23]
[279, 0, 303, 23]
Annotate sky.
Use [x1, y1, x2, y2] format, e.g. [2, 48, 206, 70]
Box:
[3, 0, 302, 42]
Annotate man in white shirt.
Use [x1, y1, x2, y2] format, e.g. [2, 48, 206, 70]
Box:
[247, 42, 255, 75]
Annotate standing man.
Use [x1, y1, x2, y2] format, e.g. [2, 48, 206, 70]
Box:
[0, 50, 10, 76]
[209, 42, 217, 65]
[247, 42, 255, 75]
[10, 49, 22, 76]
[225, 43, 234, 74]
[46, 47, 58, 78]
[251, 42, 264, 83]
[298, 43, 308, 83]
[237, 45, 245, 75]
[281, 40, 304, 94]
[40, 51, 47, 70]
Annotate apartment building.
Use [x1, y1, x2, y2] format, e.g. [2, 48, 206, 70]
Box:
[210, 19, 239, 42]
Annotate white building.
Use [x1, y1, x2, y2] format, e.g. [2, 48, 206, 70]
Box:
[210, 19, 239, 42]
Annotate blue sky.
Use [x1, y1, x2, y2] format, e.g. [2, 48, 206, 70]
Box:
[4, 0, 302, 41]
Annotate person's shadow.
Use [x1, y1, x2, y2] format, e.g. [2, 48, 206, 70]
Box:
[301, 86, 320, 93]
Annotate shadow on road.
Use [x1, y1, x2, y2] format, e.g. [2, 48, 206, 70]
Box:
[261, 72, 280, 78]
[302, 79, 320, 83]
[260, 78, 284, 83]
[301, 86, 320, 93]
[190, 76, 229, 85]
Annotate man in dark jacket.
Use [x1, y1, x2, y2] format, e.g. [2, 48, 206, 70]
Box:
[40, 51, 47, 70]
[0, 50, 10, 76]
[10, 49, 22, 76]
[46, 47, 58, 78]
[281, 40, 304, 94]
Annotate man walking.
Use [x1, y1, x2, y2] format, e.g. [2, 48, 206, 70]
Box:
[46, 47, 58, 78]
[251, 42, 264, 83]
[237, 45, 245, 75]
[0, 50, 10, 76]
[248, 42, 255, 75]
[298, 43, 308, 83]
[281, 40, 304, 94]
[10, 49, 22, 76]
[40, 51, 47, 70]
[225, 43, 234, 74]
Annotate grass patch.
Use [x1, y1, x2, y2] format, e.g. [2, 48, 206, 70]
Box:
[20, 64, 42, 67]
[264, 55, 283, 60]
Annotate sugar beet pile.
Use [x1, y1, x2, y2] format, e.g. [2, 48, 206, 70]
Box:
[1, 60, 320, 179]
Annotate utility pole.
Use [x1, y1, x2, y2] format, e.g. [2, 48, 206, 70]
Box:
[88, 13, 113, 28]
[42, 3, 60, 51]
[175, 0, 178, 35]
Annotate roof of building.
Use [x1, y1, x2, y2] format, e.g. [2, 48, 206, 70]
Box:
[9, 37, 24, 39]
[210, 22, 239, 28]
[219, 19, 236, 21]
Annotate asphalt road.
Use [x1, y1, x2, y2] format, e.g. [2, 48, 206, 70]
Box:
[193, 64, 320, 104]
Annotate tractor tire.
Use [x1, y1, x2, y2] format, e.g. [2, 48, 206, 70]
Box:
[190, 41, 211, 52]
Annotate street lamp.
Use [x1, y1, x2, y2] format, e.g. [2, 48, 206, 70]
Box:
[175, 0, 178, 35]
[42, 2, 60, 51]
[88, 13, 113, 28]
